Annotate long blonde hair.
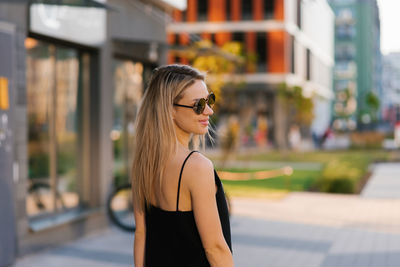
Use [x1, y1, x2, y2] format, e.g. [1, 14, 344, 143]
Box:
[132, 64, 206, 211]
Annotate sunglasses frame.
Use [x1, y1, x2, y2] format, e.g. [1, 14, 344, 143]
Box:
[173, 92, 215, 115]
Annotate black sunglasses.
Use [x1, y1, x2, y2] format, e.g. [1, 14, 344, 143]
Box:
[173, 93, 216, 115]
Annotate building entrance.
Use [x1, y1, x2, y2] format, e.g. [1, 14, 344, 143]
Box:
[26, 38, 91, 222]
[111, 59, 144, 186]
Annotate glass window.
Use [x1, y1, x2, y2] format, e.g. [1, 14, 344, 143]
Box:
[182, 9, 187, 21]
[336, 8, 355, 22]
[331, 0, 356, 4]
[26, 39, 84, 218]
[335, 43, 355, 60]
[233, 32, 245, 44]
[226, 0, 231, 21]
[336, 25, 356, 40]
[55, 47, 80, 211]
[198, 0, 208, 21]
[306, 48, 311, 80]
[264, 0, 275, 19]
[26, 41, 54, 216]
[335, 80, 349, 91]
[112, 59, 144, 186]
[296, 0, 301, 28]
[290, 35, 295, 74]
[211, 33, 216, 44]
[256, 32, 267, 72]
[242, 0, 252, 20]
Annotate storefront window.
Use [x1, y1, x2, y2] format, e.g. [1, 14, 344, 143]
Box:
[55, 47, 80, 210]
[26, 41, 54, 216]
[26, 39, 81, 218]
[112, 60, 143, 186]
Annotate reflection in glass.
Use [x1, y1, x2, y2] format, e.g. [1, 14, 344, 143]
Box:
[55, 47, 79, 211]
[26, 39, 80, 217]
[26, 41, 54, 216]
[112, 60, 143, 186]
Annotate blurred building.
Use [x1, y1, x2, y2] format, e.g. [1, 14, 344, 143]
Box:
[382, 52, 400, 127]
[167, 0, 334, 148]
[0, 0, 177, 263]
[328, 0, 382, 131]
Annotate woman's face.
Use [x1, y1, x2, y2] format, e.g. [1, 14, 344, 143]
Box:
[173, 79, 214, 135]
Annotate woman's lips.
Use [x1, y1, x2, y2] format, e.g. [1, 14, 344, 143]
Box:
[199, 119, 209, 126]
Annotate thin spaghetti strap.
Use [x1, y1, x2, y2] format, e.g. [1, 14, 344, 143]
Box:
[176, 151, 198, 211]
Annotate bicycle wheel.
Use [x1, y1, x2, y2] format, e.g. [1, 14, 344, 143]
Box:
[28, 182, 51, 211]
[107, 184, 136, 232]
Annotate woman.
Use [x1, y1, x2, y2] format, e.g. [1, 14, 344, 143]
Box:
[132, 64, 233, 267]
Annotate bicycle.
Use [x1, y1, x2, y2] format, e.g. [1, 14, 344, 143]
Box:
[27, 179, 67, 213]
[107, 182, 136, 232]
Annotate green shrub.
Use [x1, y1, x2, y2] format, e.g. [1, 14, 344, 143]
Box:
[315, 176, 355, 194]
[328, 178, 355, 193]
[114, 168, 129, 187]
[29, 152, 49, 179]
[313, 160, 361, 194]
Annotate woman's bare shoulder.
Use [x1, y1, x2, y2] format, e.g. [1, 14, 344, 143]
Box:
[184, 152, 215, 187]
[188, 152, 214, 170]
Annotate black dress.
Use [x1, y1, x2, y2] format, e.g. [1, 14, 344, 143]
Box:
[144, 151, 232, 266]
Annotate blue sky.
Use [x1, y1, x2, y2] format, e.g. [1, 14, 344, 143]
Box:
[161, 0, 186, 10]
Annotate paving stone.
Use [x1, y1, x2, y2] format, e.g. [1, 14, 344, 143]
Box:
[15, 162, 400, 267]
[362, 163, 400, 199]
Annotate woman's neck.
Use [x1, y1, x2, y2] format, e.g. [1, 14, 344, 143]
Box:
[177, 133, 190, 149]
[175, 125, 190, 149]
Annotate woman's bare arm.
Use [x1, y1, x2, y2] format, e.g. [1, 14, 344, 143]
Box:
[186, 154, 233, 267]
[133, 201, 146, 267]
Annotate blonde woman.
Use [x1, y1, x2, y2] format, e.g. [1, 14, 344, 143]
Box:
[132, 65, 233, 267]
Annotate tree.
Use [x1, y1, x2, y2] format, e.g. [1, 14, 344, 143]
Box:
[366, 91, 380, 121]
[278, 83, 314, 127]
[170, 40, 248, 109]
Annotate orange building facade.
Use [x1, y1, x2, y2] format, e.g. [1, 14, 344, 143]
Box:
[167, 0, 335, 148]
[168, 0, 288, 72]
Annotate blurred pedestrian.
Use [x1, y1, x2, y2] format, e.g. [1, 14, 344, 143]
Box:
[312, 126, 332, 149]
[255, 114, 268, 147]
[320, 126, 333, 147]
[288, 124, 301, 150]
[220, 115, 240, 167]
[131, 65, 233, 267]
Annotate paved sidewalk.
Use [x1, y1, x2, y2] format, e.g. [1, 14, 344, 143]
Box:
[232, 194, 400, 266]
[15, 162, 400, 267]
[15, 192, 400, 267]
[362, 163, 400, 199]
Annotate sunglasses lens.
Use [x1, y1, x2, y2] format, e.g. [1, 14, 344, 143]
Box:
[208, 93, 215, 105]
[194, 98, 206, 114]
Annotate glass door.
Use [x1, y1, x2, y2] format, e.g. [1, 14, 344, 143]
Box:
[26, 38, 85, 218]
[112, 59, 144, 186]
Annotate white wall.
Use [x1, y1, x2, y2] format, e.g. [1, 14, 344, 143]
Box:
[285, 0, 335, 136]
[285, 0, 334, 88]
[301, 0, 334, 61]
[312, 97, 332, 135]
[284, 0, 297, 25]
[294, 40, 306, 80]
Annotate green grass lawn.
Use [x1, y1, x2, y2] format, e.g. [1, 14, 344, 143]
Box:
[218, 168, 320, 198]
[234, 149, 393, 164]
[220, 169, 320, 196]
[213, 149, 400, 197]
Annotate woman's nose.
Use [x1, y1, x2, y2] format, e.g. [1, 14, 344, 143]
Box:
[204, 103, 214, 115]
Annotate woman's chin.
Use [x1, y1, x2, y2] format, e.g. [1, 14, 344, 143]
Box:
[194, 126, 208, 135]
